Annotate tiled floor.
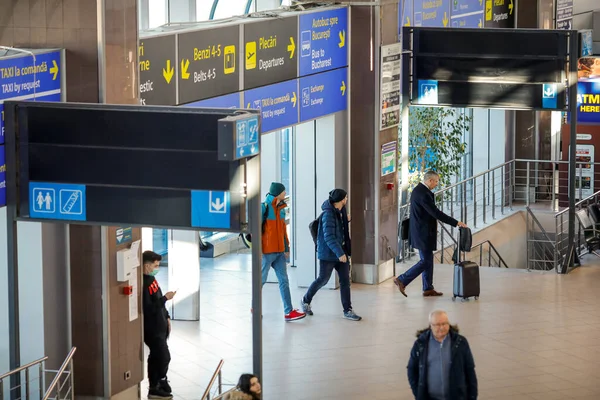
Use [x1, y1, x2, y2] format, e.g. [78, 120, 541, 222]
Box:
[143, 252, 600, 400]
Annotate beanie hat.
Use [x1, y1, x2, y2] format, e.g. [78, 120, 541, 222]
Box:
[269, 182, 286, 197]
[329, 188, 347, 203]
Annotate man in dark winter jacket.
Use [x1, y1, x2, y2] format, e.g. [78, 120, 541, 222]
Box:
[300, 189, 361, 321]
[394, 171, 467, 297]
[407, 310, 478, 400]
[143, 251, 176, 399]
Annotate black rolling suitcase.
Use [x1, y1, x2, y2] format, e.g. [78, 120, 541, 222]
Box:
[452, 228, 480, 302]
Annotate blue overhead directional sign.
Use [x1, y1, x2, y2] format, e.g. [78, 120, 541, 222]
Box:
[451, 13, 483, 28]
[299, 8, 348, 77]
[236, 115, 259, 159]
[542, 84, 557, 109]
[418, 80, 439, 105]
[243, 79, 298, 133]
[182, 93, 241, 109]
[0, 51, 62, 102]
[29, 182, 86, 221]
[0, 146, 5, 207]
[299, 67, 348, 122]
[414, 0, 451, 27]
[0, 51, 62, 144]
[1, 51, 62, 208]
[450, 0, 484, 28]
[191, 190, 231, 229]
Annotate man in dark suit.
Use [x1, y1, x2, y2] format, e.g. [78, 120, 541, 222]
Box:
[394, 171, 467, 297]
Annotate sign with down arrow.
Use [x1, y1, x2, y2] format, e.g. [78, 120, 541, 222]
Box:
[191, 190, 231, 229]
[178, 25, 240, 105]
[138, 35, 178, 106]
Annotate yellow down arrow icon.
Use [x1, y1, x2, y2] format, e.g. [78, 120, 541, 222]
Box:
[181, 59, 190, 80]
[340, 81, 346, 96]
[49, 60, 59, 80]
[338, 30, 346, 48]
[442, 12, 449, 27]
[287, 37, 296, 59]
[163, 60, 174, 84]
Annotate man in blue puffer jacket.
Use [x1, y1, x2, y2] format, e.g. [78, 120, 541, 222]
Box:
[300, 189, 362, 321]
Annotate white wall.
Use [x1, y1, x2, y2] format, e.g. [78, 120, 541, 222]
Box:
[294, 121, 318, 288]
[17, 222, 44, 395]
[260, 132, 279, 200]
[168, 229, 200, 320]
[0, 209, 8, 378]
[42, 223, 70, 370]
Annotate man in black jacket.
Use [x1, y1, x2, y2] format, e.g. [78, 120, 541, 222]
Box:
[394, 171, 467, 297]
[143, 251, 176, 399]
[407, 310, 478, 400]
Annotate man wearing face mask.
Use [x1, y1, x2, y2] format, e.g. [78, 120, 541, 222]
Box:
[143, 251, 176, 399]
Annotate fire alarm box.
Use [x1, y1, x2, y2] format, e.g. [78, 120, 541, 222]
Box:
[117, 240, 141, 282]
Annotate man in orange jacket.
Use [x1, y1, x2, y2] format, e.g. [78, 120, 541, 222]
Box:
[261, 182, 306, 321]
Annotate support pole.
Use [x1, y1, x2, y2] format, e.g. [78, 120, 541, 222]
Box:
[562, 31, 579, 274]
[5, 102, 21, 400]
[400, 27, 411, 206]
[247, 153, 263, 384]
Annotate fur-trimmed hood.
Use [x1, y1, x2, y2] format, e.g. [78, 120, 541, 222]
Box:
[416, 324, 460, 338]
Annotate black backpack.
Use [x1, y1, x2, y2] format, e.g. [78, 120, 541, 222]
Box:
[309, 212, 324, 245]
[246, 203, 270, 243]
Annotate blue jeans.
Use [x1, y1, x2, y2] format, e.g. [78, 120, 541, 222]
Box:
[262, 252, 293, 314]
[398, 250, 435, 292]
[303, 260, 352, 313]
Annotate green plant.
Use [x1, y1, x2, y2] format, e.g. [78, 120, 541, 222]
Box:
[402, 107, 471, 189]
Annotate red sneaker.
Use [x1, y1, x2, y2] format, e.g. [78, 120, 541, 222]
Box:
[285, 309, 306, 322]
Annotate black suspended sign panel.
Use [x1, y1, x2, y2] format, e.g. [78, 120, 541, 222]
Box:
[403, 27, 571, 111]
[4, 102, 260, 231]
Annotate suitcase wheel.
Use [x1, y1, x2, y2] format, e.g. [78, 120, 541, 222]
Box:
[452, 296, 456, 302]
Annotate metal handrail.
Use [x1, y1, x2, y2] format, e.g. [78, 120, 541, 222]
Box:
[471, 240, 509, 268]
[201, 359, 225, 400]
[555, 189, 600, 217]
[527, 207, 556, 246]
[437, 224, 509, 268]
[435, 160, 513, 196]
[42, 347, 76, 400]
[0, 357, 48, 381]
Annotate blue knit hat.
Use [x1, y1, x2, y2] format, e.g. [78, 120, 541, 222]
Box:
[269, 182, 286, 197]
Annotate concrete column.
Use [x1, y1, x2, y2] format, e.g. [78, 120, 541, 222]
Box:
[345, 1, 399, 284]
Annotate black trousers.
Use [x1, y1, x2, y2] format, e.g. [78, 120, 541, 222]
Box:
[303, 260, 352, 313]
[145, 336, 171, 386]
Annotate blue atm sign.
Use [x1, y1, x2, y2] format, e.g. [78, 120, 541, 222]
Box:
[577, 80, 600, 124]
[299, 8, 348, 77]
